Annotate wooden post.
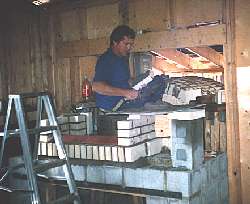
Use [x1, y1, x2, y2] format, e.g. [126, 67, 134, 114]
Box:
[224, 0, 242, 203]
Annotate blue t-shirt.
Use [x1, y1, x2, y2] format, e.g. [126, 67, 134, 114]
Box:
[93, 48, 130, 110]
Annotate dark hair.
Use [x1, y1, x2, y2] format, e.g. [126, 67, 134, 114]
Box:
[110, 25, 135, 47]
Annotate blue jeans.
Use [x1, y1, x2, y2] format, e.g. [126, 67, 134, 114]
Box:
[118, 75, 166, 110]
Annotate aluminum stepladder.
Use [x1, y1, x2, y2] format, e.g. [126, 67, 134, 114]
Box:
[0, 92, 81, 204]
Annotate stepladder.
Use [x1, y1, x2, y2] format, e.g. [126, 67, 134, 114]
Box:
[0, 92, 81, 204]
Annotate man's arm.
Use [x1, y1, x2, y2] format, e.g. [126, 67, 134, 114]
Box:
[92, 81, 138, 100]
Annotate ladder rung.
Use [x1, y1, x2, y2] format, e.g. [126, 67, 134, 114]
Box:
[46, 193, 79, 204]
[33, 160, 66, 173]
[9, 92, 50, 99]
[6, 126, 58, 136]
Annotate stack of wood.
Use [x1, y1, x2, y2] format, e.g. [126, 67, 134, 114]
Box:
[162, 76, 224, 105]
[204, 110, 227, 154]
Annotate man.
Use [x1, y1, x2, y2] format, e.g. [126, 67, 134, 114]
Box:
[92, 25, 139, 111]
[93, 25, 166, 111]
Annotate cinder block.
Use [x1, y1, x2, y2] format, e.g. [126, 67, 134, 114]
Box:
[71, 165, 85, 181]
[124, 168, 165, 190]
[87, 165, 105, 183]
[167, 170, 191, 197]
[104, 166, 123, 185]
[171, 119, 204, 170]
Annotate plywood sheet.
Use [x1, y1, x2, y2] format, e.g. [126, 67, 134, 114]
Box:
[60, 9, 82, 41]
[174, 0, 223, 27]
[128, 0, 170, 31]
[54, 58, 71, 113]
[86, 3, 120, 39]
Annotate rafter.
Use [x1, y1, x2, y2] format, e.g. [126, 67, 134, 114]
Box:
[186, 46, 224, 67]
[152, 49, 193, 69]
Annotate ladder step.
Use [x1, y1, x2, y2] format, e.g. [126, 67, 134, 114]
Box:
[7, 126, 58, 136]
[33, 160, 67, 173]
[9, 92, 49, 99]
[46, 193, 79, 204]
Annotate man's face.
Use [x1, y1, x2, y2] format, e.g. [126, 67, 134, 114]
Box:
[112, 36, 134, 57]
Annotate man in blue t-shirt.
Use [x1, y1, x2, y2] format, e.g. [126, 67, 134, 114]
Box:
[93, 25, 139, 111]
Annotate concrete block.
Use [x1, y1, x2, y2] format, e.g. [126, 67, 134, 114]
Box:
[87, 165, 105, 183]
[171, 119, 204, 170]
[124, 168, 165, 190]
[104, 166, 123, 185]
[167, 171, 191, 197]
[71, 165, 85, 181]
[168, 109, 205, 121]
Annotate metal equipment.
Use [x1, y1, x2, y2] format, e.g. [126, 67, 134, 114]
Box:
[0, 92, 81, 204]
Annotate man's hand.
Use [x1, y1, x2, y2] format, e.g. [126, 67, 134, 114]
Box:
[124, 89, 139, 100]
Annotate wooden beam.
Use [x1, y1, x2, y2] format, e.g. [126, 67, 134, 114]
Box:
[224, 0, 242, 204]
[134, 24, 226, 52]
[57, 24, 226, 58]
[152, 49, 193, 69]
[153, 57, 223, 73]
[187, 46, 224, 67]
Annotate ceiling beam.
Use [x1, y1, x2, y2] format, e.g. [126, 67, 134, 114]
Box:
[57, 24, 226, 58]
[186, 46, 224, 67]
[152, 49, 193, 69]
